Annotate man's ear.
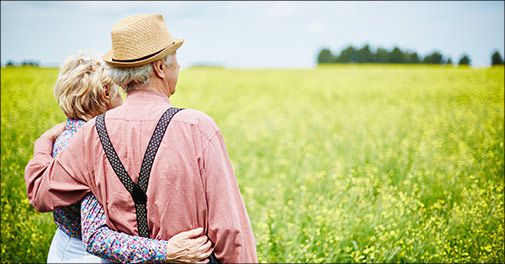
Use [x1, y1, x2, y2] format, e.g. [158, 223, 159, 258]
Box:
[152, 60, 166, 79]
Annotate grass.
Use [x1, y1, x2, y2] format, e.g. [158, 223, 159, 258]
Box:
[1, 65, 504, 263]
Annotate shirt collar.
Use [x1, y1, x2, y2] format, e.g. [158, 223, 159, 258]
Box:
[125, 89, 170, 104]
[65, 118, 86, 132]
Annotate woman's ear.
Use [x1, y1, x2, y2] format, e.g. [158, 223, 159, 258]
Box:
[103, 84, 110, 99]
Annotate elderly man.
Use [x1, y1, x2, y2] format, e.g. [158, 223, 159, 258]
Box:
[25, 14, 257, 263]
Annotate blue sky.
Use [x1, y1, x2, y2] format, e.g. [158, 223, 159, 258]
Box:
[1, 1, 504, 68]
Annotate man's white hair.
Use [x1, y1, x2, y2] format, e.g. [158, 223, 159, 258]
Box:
[108, 54, 173, 92]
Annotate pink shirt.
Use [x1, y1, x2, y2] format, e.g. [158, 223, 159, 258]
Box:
[25, 90, 257, 263]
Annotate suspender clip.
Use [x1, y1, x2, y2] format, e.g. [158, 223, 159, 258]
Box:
[131, 183, 147, 204]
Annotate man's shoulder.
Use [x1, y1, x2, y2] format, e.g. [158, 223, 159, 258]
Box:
[172, 108, 220, 140]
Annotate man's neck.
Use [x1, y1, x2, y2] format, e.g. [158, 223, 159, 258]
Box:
[126, 85, 170, 104]
[149, 78, 171, 97]
[128, 83, 170, 98]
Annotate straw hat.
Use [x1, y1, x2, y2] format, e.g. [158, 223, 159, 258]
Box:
[103, 14, 184, 67]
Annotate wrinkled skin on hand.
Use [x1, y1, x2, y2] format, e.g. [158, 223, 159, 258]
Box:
[166, 227, 213, 263]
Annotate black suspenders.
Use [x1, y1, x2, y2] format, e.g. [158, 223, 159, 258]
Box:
[95, 107, 183, 237]
[96, 107, 220, 264]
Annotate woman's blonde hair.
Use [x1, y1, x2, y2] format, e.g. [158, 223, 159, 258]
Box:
[54, 52, 119, 121]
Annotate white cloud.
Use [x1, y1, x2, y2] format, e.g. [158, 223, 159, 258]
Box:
[263, 2, 302, 17]
[304, 21, 326, 34]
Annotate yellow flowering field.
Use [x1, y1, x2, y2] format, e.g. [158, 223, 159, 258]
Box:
[1, 65, 504, 263]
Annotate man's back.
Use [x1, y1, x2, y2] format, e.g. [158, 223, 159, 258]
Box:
[26, 90, 257, 263]
[85, 90, 215, 238]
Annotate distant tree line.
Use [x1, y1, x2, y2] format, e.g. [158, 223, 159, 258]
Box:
[491, 51, 504, 65]
[5, 60, 40, 67]
[317, 45, 505, 67]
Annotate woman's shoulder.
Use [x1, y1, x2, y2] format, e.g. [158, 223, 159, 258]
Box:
[51, 118, 88, 156]
[52, 127, 75, 157]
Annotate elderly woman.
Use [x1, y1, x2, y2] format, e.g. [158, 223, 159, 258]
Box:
[45, 52, 212, 263]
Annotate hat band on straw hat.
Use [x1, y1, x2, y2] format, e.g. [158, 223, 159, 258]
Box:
[112, 48, 165, 63]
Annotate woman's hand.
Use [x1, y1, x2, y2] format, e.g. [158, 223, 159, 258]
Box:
[40, 123, 65, 141]
[166, 227, 213, 263]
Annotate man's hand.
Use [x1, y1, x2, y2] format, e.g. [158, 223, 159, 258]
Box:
[166, 227, 213, 263]
[40, 123, 65, 141]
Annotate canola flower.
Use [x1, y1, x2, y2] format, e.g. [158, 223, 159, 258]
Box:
[1, 65, 503, 263]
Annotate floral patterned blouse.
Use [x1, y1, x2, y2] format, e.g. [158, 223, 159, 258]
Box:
[51, 118, 168, 262]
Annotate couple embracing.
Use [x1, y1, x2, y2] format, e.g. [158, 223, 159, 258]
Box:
[24, 14, 257, 263]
